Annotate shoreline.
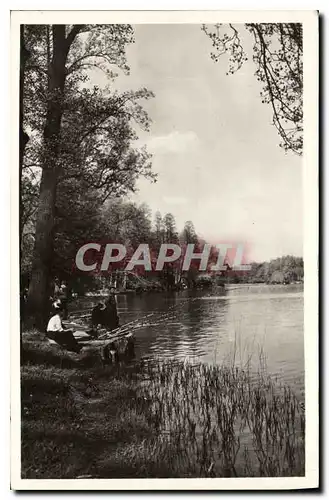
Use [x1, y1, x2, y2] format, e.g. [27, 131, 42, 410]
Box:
[21, 334, 305, 479]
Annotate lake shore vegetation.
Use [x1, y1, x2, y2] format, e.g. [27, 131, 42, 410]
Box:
[21, 334, 305, 479]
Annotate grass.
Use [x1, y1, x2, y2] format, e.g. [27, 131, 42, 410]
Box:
[136, 359, 305, 477]
[21, 332, 305, 479]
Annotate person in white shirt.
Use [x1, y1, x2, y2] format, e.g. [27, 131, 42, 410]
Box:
[47, 312, 63, 332]
[46, 302, 80, 353]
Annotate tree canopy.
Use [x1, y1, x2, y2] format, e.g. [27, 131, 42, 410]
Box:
[21, 24, 156, 326]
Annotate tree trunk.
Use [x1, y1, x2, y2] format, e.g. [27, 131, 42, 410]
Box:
[19, 26, 30, 173]
[19, 25, 30, 245]
[26, 25, 69, 329]
[19, 25, 30, 351]
[26, 168, 59, 324]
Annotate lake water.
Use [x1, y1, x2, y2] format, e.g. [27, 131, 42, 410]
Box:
[73, 284, 304, 397]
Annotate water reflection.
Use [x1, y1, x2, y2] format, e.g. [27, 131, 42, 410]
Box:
[71, 284, 304, 395]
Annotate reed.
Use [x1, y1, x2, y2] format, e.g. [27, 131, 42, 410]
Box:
[127, 358, 305, 477]
[21, 337, 305, 478]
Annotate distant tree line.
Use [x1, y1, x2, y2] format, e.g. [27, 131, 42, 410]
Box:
[224, 255, 304, 285]
[22, 182, 303, 294]
[21, 186, 205, 294]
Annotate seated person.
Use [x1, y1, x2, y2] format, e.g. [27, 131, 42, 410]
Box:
[46, 301, 81, 353]
[91, 291, 119, 331]
[104, 288, 120, 330]
[91, 302, 106, 327]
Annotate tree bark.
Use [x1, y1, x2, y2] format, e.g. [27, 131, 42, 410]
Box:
[19, 25, 30, 244]
[20, 25, 30, 353]
[26, 25, 72, 329]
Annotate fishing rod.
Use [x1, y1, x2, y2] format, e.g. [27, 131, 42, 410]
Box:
[69, 290, 213, 342]
[97, 294, 207, 341]
[97, 308, 181, 340]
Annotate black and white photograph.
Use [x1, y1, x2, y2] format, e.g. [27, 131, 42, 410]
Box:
[11, 10, 318, 490]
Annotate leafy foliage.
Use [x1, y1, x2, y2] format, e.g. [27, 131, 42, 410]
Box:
[233, 255, 304, 284]
[202, 23, 303, 154]
[21, 25, 157, 322]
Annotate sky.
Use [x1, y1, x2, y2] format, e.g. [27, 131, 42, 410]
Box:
[104, 24, 302, 262]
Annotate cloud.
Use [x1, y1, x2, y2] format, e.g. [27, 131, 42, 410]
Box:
[140, 131, 199, 154]
[162, 196, 188, 205]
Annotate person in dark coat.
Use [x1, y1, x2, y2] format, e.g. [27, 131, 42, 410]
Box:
[91, 288, 119, 331]
[91, 302, 107, 327]
[104, 288, 119, 330]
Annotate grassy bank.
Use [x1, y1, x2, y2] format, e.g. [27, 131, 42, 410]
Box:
[21, 333, 305, 478]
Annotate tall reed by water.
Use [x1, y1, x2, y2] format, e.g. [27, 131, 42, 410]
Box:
[21, 333, 305, 478]
[127, 358, 305, 477]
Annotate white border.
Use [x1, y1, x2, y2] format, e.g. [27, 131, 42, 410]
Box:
[10, 10, 319, 491]
[8, 9, 321, 24]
